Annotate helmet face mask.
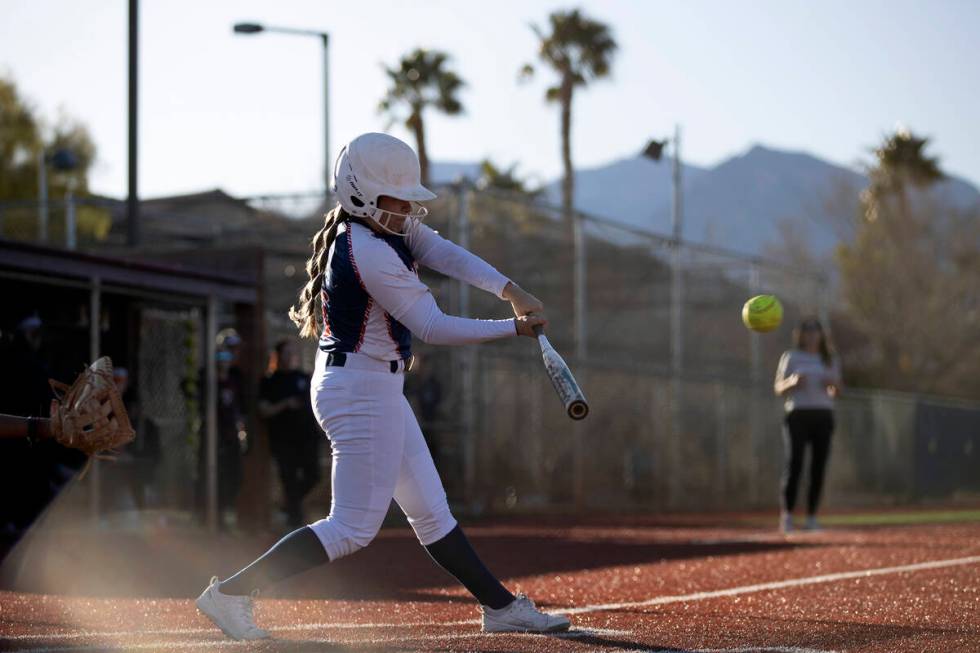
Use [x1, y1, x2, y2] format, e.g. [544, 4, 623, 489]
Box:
[333, 133, 436, 237]
[374, 202, 429, 236]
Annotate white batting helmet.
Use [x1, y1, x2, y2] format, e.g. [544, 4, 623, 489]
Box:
[333, 133, 435, 234]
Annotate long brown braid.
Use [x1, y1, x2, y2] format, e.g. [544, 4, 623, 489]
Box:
[289, 205, 349, 339]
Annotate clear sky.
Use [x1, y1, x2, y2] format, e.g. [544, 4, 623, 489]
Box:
[2, 0, 978, 198]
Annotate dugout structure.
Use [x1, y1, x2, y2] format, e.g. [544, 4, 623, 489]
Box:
[0, 238, 262, 533]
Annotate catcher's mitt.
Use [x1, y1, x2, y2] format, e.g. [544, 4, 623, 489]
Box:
[49, 356, 135, 474]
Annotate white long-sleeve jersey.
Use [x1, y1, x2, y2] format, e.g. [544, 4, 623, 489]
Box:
[318, 220, 516, 361]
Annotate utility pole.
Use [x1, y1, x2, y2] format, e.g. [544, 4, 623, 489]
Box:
[670, 125, 683, 378]
[321, 32, 330, 198]
[127, 0, 140, 246]
[642, 124, 685, 507]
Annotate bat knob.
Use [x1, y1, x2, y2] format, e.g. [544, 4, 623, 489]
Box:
[532, 324, 544, 337]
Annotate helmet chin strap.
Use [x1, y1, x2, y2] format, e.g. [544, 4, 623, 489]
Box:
[370, 204, 429, 237]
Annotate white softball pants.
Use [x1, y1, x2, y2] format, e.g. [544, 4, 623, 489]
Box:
[308, 350, 457, 561]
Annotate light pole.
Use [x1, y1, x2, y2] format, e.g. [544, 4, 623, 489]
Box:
[233, 22, 330, 198]
[642, 125, 683, 376]
[36, 147, 79, 246]
[643, 126, 684, 508]
[128, 0, 139, 246]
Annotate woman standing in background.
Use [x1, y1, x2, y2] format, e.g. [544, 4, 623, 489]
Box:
[774, 318, 841, 533]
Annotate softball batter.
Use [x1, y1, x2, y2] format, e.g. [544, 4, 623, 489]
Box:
[197, 132, 570, 639]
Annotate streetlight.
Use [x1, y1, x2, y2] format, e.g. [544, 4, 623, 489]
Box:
[233, 22, 331, 198]
[642, 126, 683, 372]
[36, 147, 79, 247]
[642, 125, 684, 508]
[641, 125, 682, 243]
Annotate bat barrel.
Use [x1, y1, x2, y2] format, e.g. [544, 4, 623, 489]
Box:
[533, 323, 590, 421]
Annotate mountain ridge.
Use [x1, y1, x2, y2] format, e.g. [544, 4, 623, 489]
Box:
[433, 144, 980, 257]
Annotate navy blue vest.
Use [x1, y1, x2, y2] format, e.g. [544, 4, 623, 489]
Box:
[318, 222, 415, 359]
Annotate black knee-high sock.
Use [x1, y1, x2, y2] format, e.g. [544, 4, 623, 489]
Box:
[219, 526, 329, 596]
[424, 525, 514, 609]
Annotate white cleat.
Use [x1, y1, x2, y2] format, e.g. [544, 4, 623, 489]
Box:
[481, 593, 571, 633]
[805, 515, 822, 532]
[195, 576, 270, 641]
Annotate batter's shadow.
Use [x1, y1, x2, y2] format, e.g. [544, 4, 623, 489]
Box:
[276, 530, 822, 601]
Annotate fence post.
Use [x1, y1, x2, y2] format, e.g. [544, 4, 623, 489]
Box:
[667, 128, 685, 507]
[670, 126, 684, 379]
[457, 184, 471, 323]
[668, 128, 685, 508]
[748, 264, 762, 504]
[573, 211, 587, 361]
[456, 185, 478, 508]
[667, 376, 682, 509]
[37, 151, 49, 243]
[529, 368, 543, 502]
[714, 381, 728, 508]
[749, 264, 762, 383]
[205, 295, 219, 533]
[89, 277, 102, 521]
[65, 184, 77, 250]
[572, 211, 588, 509]
[666, 242, 685, 508]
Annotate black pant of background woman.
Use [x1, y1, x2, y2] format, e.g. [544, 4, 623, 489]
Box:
[781, 408, 834, 531]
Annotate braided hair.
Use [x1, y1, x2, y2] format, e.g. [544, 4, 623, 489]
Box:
[289, 205, 350, 339]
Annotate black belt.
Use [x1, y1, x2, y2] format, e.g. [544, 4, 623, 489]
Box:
[324, 351, 402, 373]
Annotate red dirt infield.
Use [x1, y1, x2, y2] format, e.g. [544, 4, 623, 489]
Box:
[1, 513, 978, 652]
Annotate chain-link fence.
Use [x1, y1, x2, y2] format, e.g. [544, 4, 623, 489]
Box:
[232, 184, 977, 514]
[6, 186, 975, 518]
[411, 187, 829, 372]
[0, 197, 117, 250]
[404, 185, 978, 513]
[130, 307, 203, 514]
[457, 352, 980, 512]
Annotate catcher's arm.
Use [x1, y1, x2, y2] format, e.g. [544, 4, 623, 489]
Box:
[0, 413, 52, 441]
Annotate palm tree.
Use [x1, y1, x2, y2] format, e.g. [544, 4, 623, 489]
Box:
[873, 128, 943, 187]
[379, 49, 464, 187]
[522, 9, 617, 218]
[864, 128, 944, 222]
[476, 159, 542, 199]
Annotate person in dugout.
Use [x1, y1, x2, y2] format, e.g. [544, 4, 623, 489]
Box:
[259, 339, 321, 529]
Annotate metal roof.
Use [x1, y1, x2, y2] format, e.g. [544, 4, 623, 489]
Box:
[0, 238, 257, 304]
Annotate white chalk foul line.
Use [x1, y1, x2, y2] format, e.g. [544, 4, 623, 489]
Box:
[2, 619, 480, 642]
[7, 554, 978, 651]
[5, 627, 631, 652]
[562, 553, 980, 615]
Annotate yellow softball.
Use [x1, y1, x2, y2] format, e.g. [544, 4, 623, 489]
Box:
[741, 294, 783, 333]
